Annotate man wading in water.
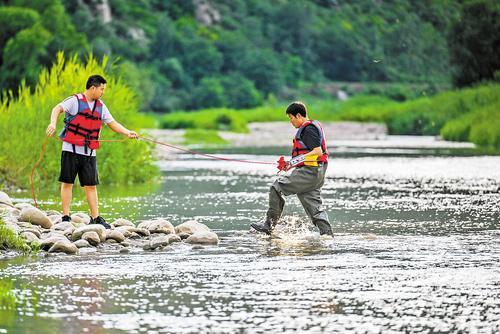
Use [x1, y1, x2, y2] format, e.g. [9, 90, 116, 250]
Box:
[251, 101, 334, 237]
[45, 75, 138, 229]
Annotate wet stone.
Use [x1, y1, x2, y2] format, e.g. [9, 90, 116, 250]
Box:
[19, 206, 53, 229]
[20, 231, 39, 243]
[175, 220, 210, 235]
[73, 239, 92, 248]
[119, 247, 130, 254]
[71, 213, 91, 225]
[82, 231, 101, 246]
[0, 191, 13, 206]
[48, 240, 78, 255]
[185, 231, 219, 245]
[111, 218, 134, 228]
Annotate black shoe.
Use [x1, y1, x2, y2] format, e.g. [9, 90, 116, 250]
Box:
[62, 215, 71, 222]
[90, 216, 111, 229]
[251, 220, 273, 235]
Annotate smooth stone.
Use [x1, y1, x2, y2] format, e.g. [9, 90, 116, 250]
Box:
[17, 222, 34, 228]
[106, 239, 118, 244]
[73, 239, 92, 248]
[162, 246, 174, 251]
[106, 230, 126, 243]
[71, 213, 91, 225]
[119, 247, 130, 254]
[175, 220, 210, 235]
[40, 236, 68, 251]
[0, 191, 13, 206]
[1, 207, 20, 218]
[150, 235, 170, 249]
[191, 245, 204, 250]
[20, 231, 39, 243]
[48, 215, 62, 224]
[48, 240, 78, 255]
[72, 225, 106, 242]
[41, 230, 66, 239]
[120, 241, 130, 247]
[82, 231, 100, 246]
[52, 221, 74, 231]
[14, 203, 33, 210]
[115, 226, 150, 237]
[111, 218, 134, 228]
[19, 228, 41, 238]
[19, 206, 53, 229]
[138, 218, 174, 235]
[185, 231, 219, 245]
[167, 234, 182, 244]
[128, 232, 140, 239]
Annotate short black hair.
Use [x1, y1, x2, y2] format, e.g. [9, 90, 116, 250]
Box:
[86, 75, 107, 89]
[285, 101, 307, 117]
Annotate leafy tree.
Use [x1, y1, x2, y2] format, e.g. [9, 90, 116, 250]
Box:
[449, 0, 500, 86]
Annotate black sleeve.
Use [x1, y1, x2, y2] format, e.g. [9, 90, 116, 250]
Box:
[301, 125, 321, 150]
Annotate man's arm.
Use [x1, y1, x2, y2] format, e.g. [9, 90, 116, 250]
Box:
[46, 105, 64, 137]
[106, 121, 138, 138]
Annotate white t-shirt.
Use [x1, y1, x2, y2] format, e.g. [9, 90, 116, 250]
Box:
[59, 95, 114, 156]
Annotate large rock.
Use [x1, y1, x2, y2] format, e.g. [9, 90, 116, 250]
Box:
[111, 218, 134, 228]
[52, 221, 74, 231]
[14, 203, 32, 210]
[105, 230, 125, 243]
[115, 226, 149, 237]
[20, 231, 39, 243]
[48, 240, 78, 255]
[82, 231, 100, 246]
[167, 234, 182, 244]
[72, 225, 106, 242]
[74, 239, 91, 248]
[19, 228, 41, 238]
[150, 235, 170, 250]
[175, 220, 210, 235]
[19, 206, 53, 229]
[0, 191, 13, 206]
[40, 236, 68, 251]
[138, 218, 174, 235]
[185, 231, 219, 245]
[71, 213, 91, 225]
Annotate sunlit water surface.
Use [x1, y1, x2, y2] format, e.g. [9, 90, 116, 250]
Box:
[1, 145, 500, 333]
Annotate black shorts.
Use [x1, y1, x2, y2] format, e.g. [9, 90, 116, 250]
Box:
[58, 151, 99, 186]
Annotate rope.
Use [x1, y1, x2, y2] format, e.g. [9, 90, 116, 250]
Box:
[30, 134, 277, 207]
[139, 135, 276, 166]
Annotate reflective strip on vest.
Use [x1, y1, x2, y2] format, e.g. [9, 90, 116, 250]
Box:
[291, 120, 329, 167]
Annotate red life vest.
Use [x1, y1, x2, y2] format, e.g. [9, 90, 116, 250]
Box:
[292, 120, 329, 167]
[60, 93, 103, 151]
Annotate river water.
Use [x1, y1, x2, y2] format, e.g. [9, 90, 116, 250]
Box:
[1, 139, 500, 333]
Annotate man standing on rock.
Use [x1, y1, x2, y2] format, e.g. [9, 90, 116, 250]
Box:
[251, 101, 333, 236]
[45, 75, 138, 229]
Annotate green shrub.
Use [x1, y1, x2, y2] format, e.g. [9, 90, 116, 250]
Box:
[183, 129, 228, 146]
[0, 218, 37, 253]
[0, 53, 158, 188]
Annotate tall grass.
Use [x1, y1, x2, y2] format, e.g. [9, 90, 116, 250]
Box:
[0, 53, 159, 188]
[0, 218, 37, 253]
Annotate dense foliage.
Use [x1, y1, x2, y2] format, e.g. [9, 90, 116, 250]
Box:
[160, 83, 500, 150]
[2, 0, 497, 112]
[0, 54, 158, 188]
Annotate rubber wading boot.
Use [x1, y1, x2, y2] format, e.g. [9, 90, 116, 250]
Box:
[250, 218, 274, 235]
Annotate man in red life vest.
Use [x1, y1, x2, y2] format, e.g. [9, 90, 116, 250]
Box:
[251, 101, 333, 236]
[45, 75, 138, 229]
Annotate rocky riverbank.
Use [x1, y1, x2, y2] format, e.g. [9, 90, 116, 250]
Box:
[0, 191, 219, 258]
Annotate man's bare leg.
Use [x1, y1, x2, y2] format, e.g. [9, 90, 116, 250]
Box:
[61, 182, 73, 216]
[84, 185, 99, 218]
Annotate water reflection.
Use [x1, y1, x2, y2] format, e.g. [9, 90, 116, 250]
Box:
[2, 149, 500, 333]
